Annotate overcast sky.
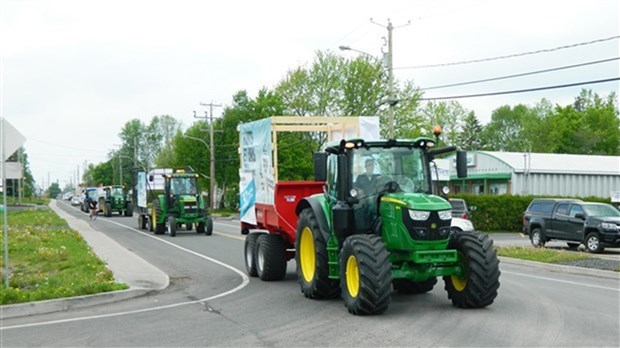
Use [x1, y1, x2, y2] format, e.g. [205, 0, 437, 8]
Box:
[1, 0, 618, 189]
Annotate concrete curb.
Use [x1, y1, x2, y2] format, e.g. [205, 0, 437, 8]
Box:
[499, 256, 619, 280]
[0, 201, 170, 320]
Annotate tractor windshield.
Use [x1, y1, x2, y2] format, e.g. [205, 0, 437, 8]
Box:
[170, 177, 198, 195]
[353, 146, 429, 197]
[110, 187, 124, 197]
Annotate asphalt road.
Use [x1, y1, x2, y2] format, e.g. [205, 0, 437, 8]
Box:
[1, 203, 619, 347]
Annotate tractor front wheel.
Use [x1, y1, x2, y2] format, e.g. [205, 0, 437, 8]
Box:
[244, 232, 266, 277]
[256, 234, 287, 281]
[340, 235, 392, 315]
[125, 203, 133, 217]
[393, 278, 437, 294]
[168, 216, 176, 237]
[105, 203, 112, 217]
[205, 217, 213, 236]
[443, 231, 500, 308]
[295, 208, 339, 299]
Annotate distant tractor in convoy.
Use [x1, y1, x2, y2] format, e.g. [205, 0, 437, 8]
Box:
[100, 185, 133, 217]
[240, 117, 501, 315]
[136, 169, 213, 237]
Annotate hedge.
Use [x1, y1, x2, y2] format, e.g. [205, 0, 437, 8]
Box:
[450, 194, 612, 232]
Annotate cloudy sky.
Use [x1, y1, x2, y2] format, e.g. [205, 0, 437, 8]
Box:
[1, 0, 618, 189]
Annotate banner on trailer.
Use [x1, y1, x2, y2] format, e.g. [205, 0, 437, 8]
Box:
[239, 118, 274, 205]
[239, 170, 256, 225]
[137, 172, 147, 208]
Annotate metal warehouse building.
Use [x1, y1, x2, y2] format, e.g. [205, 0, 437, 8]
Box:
[444, 151, 620, 198]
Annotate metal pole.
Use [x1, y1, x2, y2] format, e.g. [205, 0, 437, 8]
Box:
[2, 116, 9, 288]
[387, 19, 394, 139]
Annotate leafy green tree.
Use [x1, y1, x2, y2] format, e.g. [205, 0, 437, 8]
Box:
[5, 146, 35, 198]
[419, 101, 469, 145]
[47, 182, 62, 198]
[456, 112, 483, 150]
[481, 104, 534, 151]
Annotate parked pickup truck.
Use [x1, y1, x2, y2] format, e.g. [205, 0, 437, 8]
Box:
[522, 198, 620, 253]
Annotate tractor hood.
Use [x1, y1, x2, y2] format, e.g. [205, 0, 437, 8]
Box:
[380, 193, 451, 211]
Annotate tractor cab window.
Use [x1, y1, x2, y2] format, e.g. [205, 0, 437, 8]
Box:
[110, 187, 123, 197]
[170, 177, 198, 195]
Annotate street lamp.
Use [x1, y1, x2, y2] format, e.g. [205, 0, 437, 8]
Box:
[338, 45, 378, 59]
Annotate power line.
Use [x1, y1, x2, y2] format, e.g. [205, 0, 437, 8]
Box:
[420, 57, 620, 91]
[417, 77, 620, 101]
[395, 35, 620, 70]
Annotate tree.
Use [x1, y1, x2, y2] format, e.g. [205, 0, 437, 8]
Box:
[47, 182, 61, 198]
[5, 146, 35, 198]
[481, 104, 533, 151]
[419, 101, 469, 146]
[456, 112, 483, 150]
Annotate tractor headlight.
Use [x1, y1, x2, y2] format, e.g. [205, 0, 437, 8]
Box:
[350, 188, 358, 198]
[409, 210, 430, 221]
[438, 210, 452, 220]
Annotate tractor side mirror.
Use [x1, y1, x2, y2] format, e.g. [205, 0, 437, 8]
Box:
[313, 152, 327, 182]
[148, 175, 154, 182]
[456, 151, 467, 178]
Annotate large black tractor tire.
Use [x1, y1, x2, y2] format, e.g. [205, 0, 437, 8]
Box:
[196, 221, 205, 234]
[393, 277, 437, 294]
[530, 228, 546, 248]
[153, 199, 166, 235]
[168, 216, 176, 237]
[205, 217, 213, 236]
[125, 203, 133, 217]
[256, 234, 287, 281]
[443, 231, 500, 308]
[340, 235, 392, 315]
[187, 223, 193, 231]
[295, 208, 339, 299]
[585, 232, 604, 253]
[105, 203, 112, 217]
[244, 232, 266, 277]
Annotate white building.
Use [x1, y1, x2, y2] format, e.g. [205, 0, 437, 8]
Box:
[444, 151, 620, 198]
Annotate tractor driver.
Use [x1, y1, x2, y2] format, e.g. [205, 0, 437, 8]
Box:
[354, 158, 381, 198]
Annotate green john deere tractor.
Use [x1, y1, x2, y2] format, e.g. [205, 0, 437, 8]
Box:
[151, 170, 213, 237]
[295, 138, 500, 315]
[101, 185, 133, 217]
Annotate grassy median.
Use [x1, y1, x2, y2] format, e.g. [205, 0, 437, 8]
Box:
[0, 208, 127, 305]
[496, 246, 591, 263]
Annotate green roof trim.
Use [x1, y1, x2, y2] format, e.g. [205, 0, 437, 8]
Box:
[450, 173, 512, 180]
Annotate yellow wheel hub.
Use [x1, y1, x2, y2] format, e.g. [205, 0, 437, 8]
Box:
[300, 228, 315, 283]
[346, 255, 360, 298]
[152, 209, 157, 228]
[451, 251, 468, 291]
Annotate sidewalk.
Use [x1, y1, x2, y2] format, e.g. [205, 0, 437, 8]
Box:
[1, 201, 169, 319]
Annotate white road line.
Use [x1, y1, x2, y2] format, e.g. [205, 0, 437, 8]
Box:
[1, 211, 250, 331]
[503, 270, 619, 292]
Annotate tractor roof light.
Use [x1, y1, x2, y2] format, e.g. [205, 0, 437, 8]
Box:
[432, 124, 442, 137]
[345, 142, 356, 150]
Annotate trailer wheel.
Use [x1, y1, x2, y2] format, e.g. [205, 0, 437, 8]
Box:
[168, 216, 176, 237]
[443, 231, 500, 308]
[295, 208, 339, 299]
[340, 235, 392, 315]
[244, 232, 266, 277]
[393, 278, 437, 294]
[153, 199, 165, 235]
[138, 215, 146, 230]
[256, 234, 287, 281]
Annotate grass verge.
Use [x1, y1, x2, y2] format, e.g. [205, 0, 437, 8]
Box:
[496, 246, 592, 263]
[0, 208, 127, 305]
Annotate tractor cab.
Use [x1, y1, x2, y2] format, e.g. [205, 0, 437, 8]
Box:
[104, 185, 126, 202]
[163, 169, 201, 217]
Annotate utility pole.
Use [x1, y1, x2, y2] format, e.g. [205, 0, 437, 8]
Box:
[370, 18, 410, 139]
[195, 102, 221, 210]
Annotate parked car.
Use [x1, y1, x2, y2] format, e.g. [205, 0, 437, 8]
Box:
[522, 198, 620, 253]
[448, 198, 474, 219]
[451, 217, 474, 233]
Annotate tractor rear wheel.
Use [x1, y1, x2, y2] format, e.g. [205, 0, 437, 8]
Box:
[340, 235, 392, 315]
[256, 234, 287, 281]
[153, 199, 165, 235]
[393, 278, 437, 294]
[244, 232, 266, 277]
[295, 208, 339, 299]
[443, 231, 500, 308]
[168, 216, 176, 237]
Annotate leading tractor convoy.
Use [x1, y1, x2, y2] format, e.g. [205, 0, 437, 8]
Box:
[240, 117, 500, 315]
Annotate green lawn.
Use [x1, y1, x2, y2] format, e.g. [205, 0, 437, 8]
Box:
[496, 246, 591, 263]
[0, 208, 127, 305]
